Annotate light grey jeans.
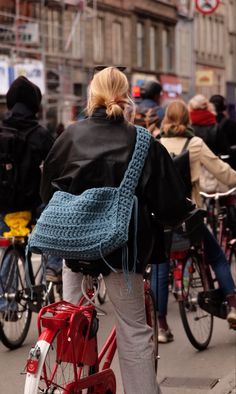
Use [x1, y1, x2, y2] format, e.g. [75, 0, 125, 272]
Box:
[63, 262, 162, 394]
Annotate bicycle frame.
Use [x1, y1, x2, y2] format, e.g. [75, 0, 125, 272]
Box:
[170, 244, 216, 302]
[200, 187, 236, 257]
[25, 269, 158, 393]
[26, 297, 117, 393]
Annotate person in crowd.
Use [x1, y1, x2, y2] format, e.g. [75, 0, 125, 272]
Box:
[209, 94, 236, 170]
[40, 67, 194, 394]
[152, 100, 236, 343]
[134, 104, 160, 138]
[189, 94, 236, 235]
[188, 94, 229, 156]
[0, 76, 62, 285]
[139, 80, 165, 128]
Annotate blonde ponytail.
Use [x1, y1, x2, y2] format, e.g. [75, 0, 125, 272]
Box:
[86, 67, 135, 120]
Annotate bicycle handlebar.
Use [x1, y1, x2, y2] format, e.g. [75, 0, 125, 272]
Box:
[200, 186, 236, 199]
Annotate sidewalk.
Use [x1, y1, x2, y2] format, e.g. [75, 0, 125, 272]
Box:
[207, 370, 236, 394]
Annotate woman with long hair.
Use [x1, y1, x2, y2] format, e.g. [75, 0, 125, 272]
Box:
[152, 100, 236, 343]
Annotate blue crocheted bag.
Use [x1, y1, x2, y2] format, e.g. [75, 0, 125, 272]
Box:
[28, 126, 151, 269]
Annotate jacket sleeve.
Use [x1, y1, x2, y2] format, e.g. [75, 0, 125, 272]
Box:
[144, 138, 194, 226]
[40, 130, 71, 204]
[200, 140, 236, 187]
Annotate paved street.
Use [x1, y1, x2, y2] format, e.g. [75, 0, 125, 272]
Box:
[0, 291, 235, 393]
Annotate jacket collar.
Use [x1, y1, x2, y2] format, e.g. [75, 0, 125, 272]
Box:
[90, 107, 124, 123]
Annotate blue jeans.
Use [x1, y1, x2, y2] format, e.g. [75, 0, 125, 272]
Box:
[0, 254, 63, 311]
[151, 225, 236, 318]
[46, 255, 63, 273]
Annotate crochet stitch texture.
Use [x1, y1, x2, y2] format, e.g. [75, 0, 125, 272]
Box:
[29, 126, 151, 260]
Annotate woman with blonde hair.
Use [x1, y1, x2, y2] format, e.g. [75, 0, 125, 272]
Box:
[40, 68, 193, 393]
[152, 99, 236, 343]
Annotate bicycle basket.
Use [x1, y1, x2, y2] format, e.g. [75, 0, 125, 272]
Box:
[177, 209, 206, 241]
[167, 209, 206, 252]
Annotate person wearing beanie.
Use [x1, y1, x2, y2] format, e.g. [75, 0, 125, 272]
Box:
[0, 76, 62, 284]
[2, 76, 53, 211]
[6, 76, 42, 114]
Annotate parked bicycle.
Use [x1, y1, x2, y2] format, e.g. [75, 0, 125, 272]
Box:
[24, 267, 158, 393]
[200, 187, 236, 283]
[0, 235, 62, 350]
[168, 210, 236, 351]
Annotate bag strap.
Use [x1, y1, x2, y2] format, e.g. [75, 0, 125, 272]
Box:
[119, 125, 151, 194]
[181, 137, 191, 153]
[0, 122, 38, 139]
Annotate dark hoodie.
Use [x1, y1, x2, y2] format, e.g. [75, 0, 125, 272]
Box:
[1, 77, 54, 213]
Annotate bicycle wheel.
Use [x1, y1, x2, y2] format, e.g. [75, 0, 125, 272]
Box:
[179, 255, 214, 351]
[229, 244, 236, 285]
[145, 288, 158, 372]
[0, 245, 32, 349]
[24, 327, 99, 393]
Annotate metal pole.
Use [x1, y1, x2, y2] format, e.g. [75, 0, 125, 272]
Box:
[15, 0, 20, 54]
[41, 0, 47, 127]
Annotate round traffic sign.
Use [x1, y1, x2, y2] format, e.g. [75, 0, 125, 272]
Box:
[195, 0, 220, 15]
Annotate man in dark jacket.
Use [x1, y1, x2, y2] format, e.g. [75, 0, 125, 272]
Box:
[2, 76, 54, 212]
[210, 94, 236, 169]
[139, 80, 165, 129]
[0, 76, 61, 283]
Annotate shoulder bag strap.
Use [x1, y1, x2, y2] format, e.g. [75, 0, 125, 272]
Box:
[119, 125, 151, 195]
[181, 137, 192, 153]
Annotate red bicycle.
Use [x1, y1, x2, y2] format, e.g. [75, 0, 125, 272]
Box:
[200, 187, 236, 283]
[24, 269, 158, 393]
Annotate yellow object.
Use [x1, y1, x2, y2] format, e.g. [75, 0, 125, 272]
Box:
[3, 211, 32, 237]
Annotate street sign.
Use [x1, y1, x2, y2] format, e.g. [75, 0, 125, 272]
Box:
[195, 0, 220, 15]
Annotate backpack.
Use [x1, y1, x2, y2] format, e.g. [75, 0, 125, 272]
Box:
[28, 126, 151, 271]
[167, 138, 192, 198]
[0, 123, 37, 212]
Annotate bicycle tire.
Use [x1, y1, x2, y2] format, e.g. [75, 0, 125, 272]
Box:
[0, 245, 32, 349]
[178, 255, 214, 351]
[24, 330, 103, 393]
[24, 304, 101, 394]
[229, 243, 236, 285]
[145, 288, 158, 372]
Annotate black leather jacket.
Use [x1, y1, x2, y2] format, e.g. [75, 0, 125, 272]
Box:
[41, 108, 193, 274]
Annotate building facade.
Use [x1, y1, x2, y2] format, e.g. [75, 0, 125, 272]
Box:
[225, 0, 236, 118]
[1, 0, 236, 124]
[193, 0, 226, 98]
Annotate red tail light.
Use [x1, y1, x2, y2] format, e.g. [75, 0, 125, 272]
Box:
[0, 238, 11, 247]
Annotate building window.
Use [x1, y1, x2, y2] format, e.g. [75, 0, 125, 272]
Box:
[162, 28, 172, 72]
[46, 8, 61, 54]
[179, 28, 190, 76]
[150, 26, 156, 71]
[218, 21, 224, 57]
[64, 10, 82, 59]
[206, 17, 211, 55]
[137, 22, 144, 67]
[94, 17, 104, 63]
[112, 22, 123, 65]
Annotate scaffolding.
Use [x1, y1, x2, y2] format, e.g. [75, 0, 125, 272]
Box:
[0, 0, 97, 126]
